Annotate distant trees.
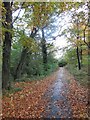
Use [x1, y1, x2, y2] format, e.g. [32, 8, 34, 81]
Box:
[58, 59, 67, 67]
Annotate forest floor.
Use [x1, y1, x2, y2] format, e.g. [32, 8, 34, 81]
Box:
[2, 67, 89, 119]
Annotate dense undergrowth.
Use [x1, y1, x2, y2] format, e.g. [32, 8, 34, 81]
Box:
[3, 66, 59, 96]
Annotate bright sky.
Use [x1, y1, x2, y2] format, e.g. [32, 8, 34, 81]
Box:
[54, 36, 68, 59]
[51, 12, 72, 59]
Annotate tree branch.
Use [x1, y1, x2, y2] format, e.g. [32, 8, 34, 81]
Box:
[12, 2, 25, 25]
[83, 29, 90, 48]
[12, 8, 22, 25]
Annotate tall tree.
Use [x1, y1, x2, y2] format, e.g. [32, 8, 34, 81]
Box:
[76, 18, 81, 70]
[87, 2, 90, 87]
[87, 2, 90, 53]
[2, 2, 25, 89]
[2, 2, 12, 89]
[14, 27, 38, 79]
[41, 28, 47, 72]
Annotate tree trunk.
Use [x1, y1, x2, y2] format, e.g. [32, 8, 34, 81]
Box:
[76, 46, 81, 70]
[41, 28, 47, 72]
[87, 2, 90, 52]
[14, 28, 38, 80]
[2, 2, 12, 89]
[14, 47, 28, 80]
[80, 43, 82, 65]
[87, 2, 90, 90]
[76, 19, 81, 70]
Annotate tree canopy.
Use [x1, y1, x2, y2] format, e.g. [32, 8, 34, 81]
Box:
[1, 2, 89, 90]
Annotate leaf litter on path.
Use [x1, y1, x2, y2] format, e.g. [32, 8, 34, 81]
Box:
[2, 68, 89, 119]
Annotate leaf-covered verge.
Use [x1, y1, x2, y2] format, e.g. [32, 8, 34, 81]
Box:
[64, 68, 88, 118]
[2, 71, 58, 119]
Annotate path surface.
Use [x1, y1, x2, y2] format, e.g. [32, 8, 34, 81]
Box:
[39, 67, 72, 118]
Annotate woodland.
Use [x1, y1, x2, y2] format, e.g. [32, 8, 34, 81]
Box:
[0, 1, 90, 119]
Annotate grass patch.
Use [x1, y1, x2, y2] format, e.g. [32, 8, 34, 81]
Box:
[66, 65, 88, 87]
[3, 87, 23, 97]
[15, 75, 46, 82]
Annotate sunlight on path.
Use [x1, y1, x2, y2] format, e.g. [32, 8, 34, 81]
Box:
[41, 67, 72, 118]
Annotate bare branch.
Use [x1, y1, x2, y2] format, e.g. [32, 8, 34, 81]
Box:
[12, 2, 25, 25]
[12, 8, 22, 25]
[83, 29, 90, 48]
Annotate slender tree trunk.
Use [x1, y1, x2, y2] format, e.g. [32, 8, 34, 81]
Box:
[14, 28, 38, 80]
[2, 2, 12, 89]
[76, 19, 81, 70]
[41, 28, 47, 72]
[83, 29, 89, 47]
[76, 46, 81, 70]
[80, 43, 82, 65]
